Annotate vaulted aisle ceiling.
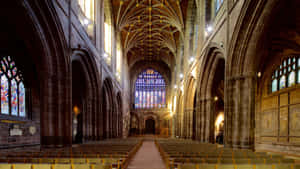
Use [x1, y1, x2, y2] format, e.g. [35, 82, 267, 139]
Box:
[111, 0, 188, 67]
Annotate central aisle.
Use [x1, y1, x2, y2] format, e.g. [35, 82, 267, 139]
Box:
[127, 141, 166, 169]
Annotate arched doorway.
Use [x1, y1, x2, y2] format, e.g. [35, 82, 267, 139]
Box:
[145, 118, 155, 134]
[210, 58, 225, 144]
[196, 45, 225, 143]
[72, 61, 87, 144]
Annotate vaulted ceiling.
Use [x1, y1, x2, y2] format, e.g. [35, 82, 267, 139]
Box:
[111, 0, 189, 68]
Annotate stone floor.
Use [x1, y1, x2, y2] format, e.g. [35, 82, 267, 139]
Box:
[127, 141, 166, 169]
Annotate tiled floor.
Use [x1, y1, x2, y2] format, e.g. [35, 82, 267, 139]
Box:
[127, 141, 166, 169]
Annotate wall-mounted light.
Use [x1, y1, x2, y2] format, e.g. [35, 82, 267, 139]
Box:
[83, 18, 90, 26]
[205, 25, 213, 37]
[73, 106, 80, 116]
[206, 25, 213, 33]
[103, 53, 109, 58]
[179, 73, 184, 79]
[189, 57, 195, 63]
[257, 72, 262, 78]
[214, 96, 218, 101]
[174, 85, 178, 89]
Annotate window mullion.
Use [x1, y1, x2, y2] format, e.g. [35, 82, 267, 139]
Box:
[17, 82, 19, 117]
[8, 79, 11, 116]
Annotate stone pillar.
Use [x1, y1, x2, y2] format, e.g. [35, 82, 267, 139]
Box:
[199, 100, 205, 142]
[225, 75, 255, 149]
[204, 100, 211, 142]
[195, 104, 201, 140]
[41, 74, 72, 147]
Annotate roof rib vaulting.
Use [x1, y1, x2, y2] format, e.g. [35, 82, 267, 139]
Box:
[111, 0, 186, 67]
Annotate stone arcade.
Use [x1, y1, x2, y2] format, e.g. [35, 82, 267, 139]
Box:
[0, 0, 299, 169]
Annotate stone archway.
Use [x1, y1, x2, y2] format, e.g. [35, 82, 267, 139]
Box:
[0, 1, 71, 147]
[71, 49, 101, 142]
[195, 44, 225, 143]
[183, 77, 197, 139]
[72, 61, 86, 144]
[101, 78, 115, 139]
[226, 0, 300, 150]
[145, 118, 156, 135]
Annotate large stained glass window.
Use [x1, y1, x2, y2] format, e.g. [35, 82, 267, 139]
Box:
[271, 56, 300, 93]
[0, 56, 26, 117]
[135, 69, 166, 109]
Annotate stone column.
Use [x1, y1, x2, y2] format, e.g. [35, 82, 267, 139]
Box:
[225, 75, 255, 149]
[199, 100, 205, 142]
[195, 104, 201, 140]
[41, 74, 72, 147]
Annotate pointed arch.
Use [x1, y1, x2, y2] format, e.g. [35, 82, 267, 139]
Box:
[194, 44, 224, 142]
[0, 0, 71, 147]
[102, 77, 115, 139]
[71, 49, 101, 141]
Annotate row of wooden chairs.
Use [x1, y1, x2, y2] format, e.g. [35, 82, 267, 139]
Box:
[155, 139, 297, 169]
[169, 163, 300, 169]
[0, 139, 143, 169]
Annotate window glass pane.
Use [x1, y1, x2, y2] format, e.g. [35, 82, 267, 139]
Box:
[280, 76, 286, 89]
[1, 75, 9, 114]
[135, 68, 166, 109]
[11, 79, 18, 116]
[288, 58, 291, 64]
[272, 79, 277, 92]
[12, 67, 17, 77]
[19, 82, 26, 117]
[288, 71, 295, 87]
[1, 56, 25, 117]
[1, 61, 6, 72]
[298, 70, 300, 83]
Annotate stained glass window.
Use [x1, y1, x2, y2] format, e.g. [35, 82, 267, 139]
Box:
[135, 69, 166, 109]
[11, 79, 18, 116]
[280, 76, 286, 89]
[1, 76, 9, 114]
[0, 56, 25, 117]
[271, 56, 299, 93]
[19, 82, 25, 117]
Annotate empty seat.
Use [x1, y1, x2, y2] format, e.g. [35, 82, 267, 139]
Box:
[0, 164, 11, 169]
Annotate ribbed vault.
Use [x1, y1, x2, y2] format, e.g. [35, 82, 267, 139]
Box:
[111, 0, 187, 67]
